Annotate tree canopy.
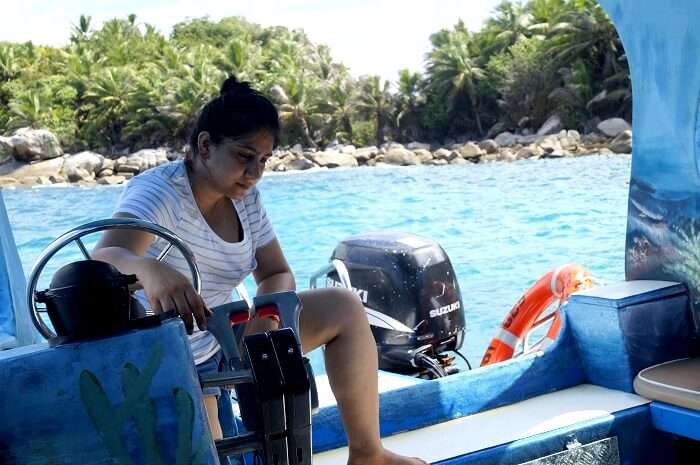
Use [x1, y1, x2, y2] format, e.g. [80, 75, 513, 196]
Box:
[0, 1, 629, 153]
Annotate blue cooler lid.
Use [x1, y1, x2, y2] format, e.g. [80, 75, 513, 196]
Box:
[569, 280, 687, 308]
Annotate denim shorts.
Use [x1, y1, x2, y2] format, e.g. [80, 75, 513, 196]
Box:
[196, 350, 236, 438]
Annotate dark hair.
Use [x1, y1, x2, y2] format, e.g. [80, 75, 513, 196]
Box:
[189, 75, 280, 155]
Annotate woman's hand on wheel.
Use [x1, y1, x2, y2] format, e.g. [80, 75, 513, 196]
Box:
[137, 258, 210, 334]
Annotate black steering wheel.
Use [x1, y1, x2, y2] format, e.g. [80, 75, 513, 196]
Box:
[26, 218, 201, 339]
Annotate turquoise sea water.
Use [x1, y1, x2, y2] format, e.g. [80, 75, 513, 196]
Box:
[3, 154, 631, 366]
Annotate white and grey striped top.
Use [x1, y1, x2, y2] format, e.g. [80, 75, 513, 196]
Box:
[115, 161, 276, 365]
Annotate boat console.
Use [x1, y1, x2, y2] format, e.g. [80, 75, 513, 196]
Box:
[0, 286, 313, 465]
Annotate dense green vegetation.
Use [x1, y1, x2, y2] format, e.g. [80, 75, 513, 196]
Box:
[0, 0, 629, 153]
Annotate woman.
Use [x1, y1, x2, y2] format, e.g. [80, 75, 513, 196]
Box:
[93, 75, 426, 465]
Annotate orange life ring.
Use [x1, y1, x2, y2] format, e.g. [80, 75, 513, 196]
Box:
[480, 264, 592, 367]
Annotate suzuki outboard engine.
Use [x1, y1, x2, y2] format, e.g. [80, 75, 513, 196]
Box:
[311, 232, 466, 379]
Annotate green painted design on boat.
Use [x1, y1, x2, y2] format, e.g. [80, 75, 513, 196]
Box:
[78, 344, 208, 465]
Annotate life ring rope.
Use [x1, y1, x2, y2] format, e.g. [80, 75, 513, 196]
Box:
[480, 264, 593, 367]
[531, 305, 557, 328]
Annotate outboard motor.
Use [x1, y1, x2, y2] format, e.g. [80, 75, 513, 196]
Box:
[310, 232, 466, 379]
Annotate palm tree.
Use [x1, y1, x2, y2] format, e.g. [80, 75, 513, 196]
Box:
[277, 73, 321, 148]
[70, 15, 92, 43]
[317, 77, 357, 144]
[58, 45, 102, 142]
[219, 37, 262, 82]
[0, 45, 20, 82]
[260, 34, 306, 91]
[62, 44, 106, 98]
[527, 0, 568, 32]
[356, 76, 392, 146]
[83, 67, 138, 148]
[547, 1, 623, 78]
[156, 43, 187, 75]
[482, 1, 540, 55]
[545, 1, 628, 124]
[311, 45, 346, 82]
[171, 16, 258, 49]
[262, 32, 326, 147]
[426, 31, 486, 136]
[90, 17, 143, 67]
[123, 64, 176, 148]
[8, 90, 46, 129]
[394, 69, 423, 141]
[161, 45, 224, 143]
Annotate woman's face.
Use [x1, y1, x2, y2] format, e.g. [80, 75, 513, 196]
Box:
[198, 129, 274, 199]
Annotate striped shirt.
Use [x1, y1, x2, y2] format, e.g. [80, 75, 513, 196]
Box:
[115, 160, 276, 365]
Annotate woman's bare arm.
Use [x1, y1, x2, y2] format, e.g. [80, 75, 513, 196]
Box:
[91, 213, 157, 277]
[253, 238, 296, 294]
[92, 213, 208, 333]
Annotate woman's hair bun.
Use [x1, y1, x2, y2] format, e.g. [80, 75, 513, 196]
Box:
[188, 74, 279, 156]
[220, 75, 251, 97]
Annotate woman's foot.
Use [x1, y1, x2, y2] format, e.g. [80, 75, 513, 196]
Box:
[348, 447, 428, 465]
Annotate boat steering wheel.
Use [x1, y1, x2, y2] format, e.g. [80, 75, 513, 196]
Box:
[26, 218, 201, 340]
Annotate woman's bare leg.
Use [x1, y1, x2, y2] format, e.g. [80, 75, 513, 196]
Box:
[298, 288, 427, 465]
[203, 395, 223, 440]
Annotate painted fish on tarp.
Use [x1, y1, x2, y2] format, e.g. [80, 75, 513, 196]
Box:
[600, 0, 700, 328]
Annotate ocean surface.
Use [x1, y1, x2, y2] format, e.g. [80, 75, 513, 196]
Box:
[3, 154, 631, 370]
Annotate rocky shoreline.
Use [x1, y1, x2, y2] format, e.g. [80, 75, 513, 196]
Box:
[0, 118, 632, 188]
